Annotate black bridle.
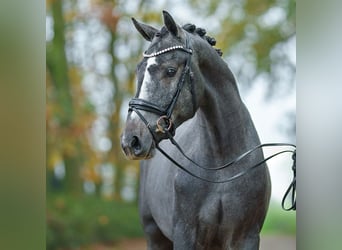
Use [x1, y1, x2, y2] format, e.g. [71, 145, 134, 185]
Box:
[128, 36, 296, 211]
[129, 35, 194, 135]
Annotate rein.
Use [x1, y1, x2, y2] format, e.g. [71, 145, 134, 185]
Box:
[128, 36, 296, 211]
[157, 133, 296, 211]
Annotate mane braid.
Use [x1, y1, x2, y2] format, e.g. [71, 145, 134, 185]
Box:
[182, 23, 223, 56]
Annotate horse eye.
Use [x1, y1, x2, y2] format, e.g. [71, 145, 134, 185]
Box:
[166, 67, 177, 77]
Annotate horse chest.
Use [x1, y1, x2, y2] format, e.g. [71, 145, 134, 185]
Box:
[174, 174, 225, 218]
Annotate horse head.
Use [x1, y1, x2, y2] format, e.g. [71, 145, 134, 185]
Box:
[121, 11, 222, 160]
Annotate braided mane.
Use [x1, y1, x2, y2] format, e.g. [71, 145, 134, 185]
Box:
[182, 23, 223, 57]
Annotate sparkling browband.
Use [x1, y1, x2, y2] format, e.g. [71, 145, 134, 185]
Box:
[143, 45, 192, 58]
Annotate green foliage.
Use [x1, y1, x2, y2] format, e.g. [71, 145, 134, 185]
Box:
[47, 195, 295, 250]
[46, 194, 144, 249]
[262, 202, 296, 235]
[192, 0, 296, 94]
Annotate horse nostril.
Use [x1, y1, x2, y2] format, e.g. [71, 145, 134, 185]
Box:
[130, 136, 141, 151]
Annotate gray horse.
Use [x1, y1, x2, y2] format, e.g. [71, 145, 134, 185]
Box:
[121, 11, 271, 250]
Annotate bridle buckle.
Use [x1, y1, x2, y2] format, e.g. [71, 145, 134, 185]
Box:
[156, 115, 173, 133]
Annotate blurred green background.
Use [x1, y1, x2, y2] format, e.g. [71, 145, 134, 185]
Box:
[46, 0, 296, 249]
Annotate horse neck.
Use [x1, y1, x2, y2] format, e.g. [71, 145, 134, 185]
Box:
[196, 54, 260, 156]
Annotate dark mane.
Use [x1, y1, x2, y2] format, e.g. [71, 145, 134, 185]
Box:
[182, 23, 223, 56]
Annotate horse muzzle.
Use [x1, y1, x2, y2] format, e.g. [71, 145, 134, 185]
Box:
[121, 134, 155, 160]
[120, 120, 155, 160]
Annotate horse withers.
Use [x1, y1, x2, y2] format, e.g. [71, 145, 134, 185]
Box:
[121, 11, 271, 250]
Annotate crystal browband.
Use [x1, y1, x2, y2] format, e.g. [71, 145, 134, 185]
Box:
[143, 45, 193, 58]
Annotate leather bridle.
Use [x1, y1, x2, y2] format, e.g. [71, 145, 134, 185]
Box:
[127, 35, 296, 211]
[129, 35, 194, 136]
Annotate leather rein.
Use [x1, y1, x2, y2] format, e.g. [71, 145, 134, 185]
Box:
[128, 36, 296, 211]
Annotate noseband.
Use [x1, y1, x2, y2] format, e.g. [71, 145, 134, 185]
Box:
[128, 35, 296, 211]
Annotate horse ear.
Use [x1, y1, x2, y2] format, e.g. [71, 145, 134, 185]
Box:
[132, 18, 158, 41]
[162, 10, 179, 37]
